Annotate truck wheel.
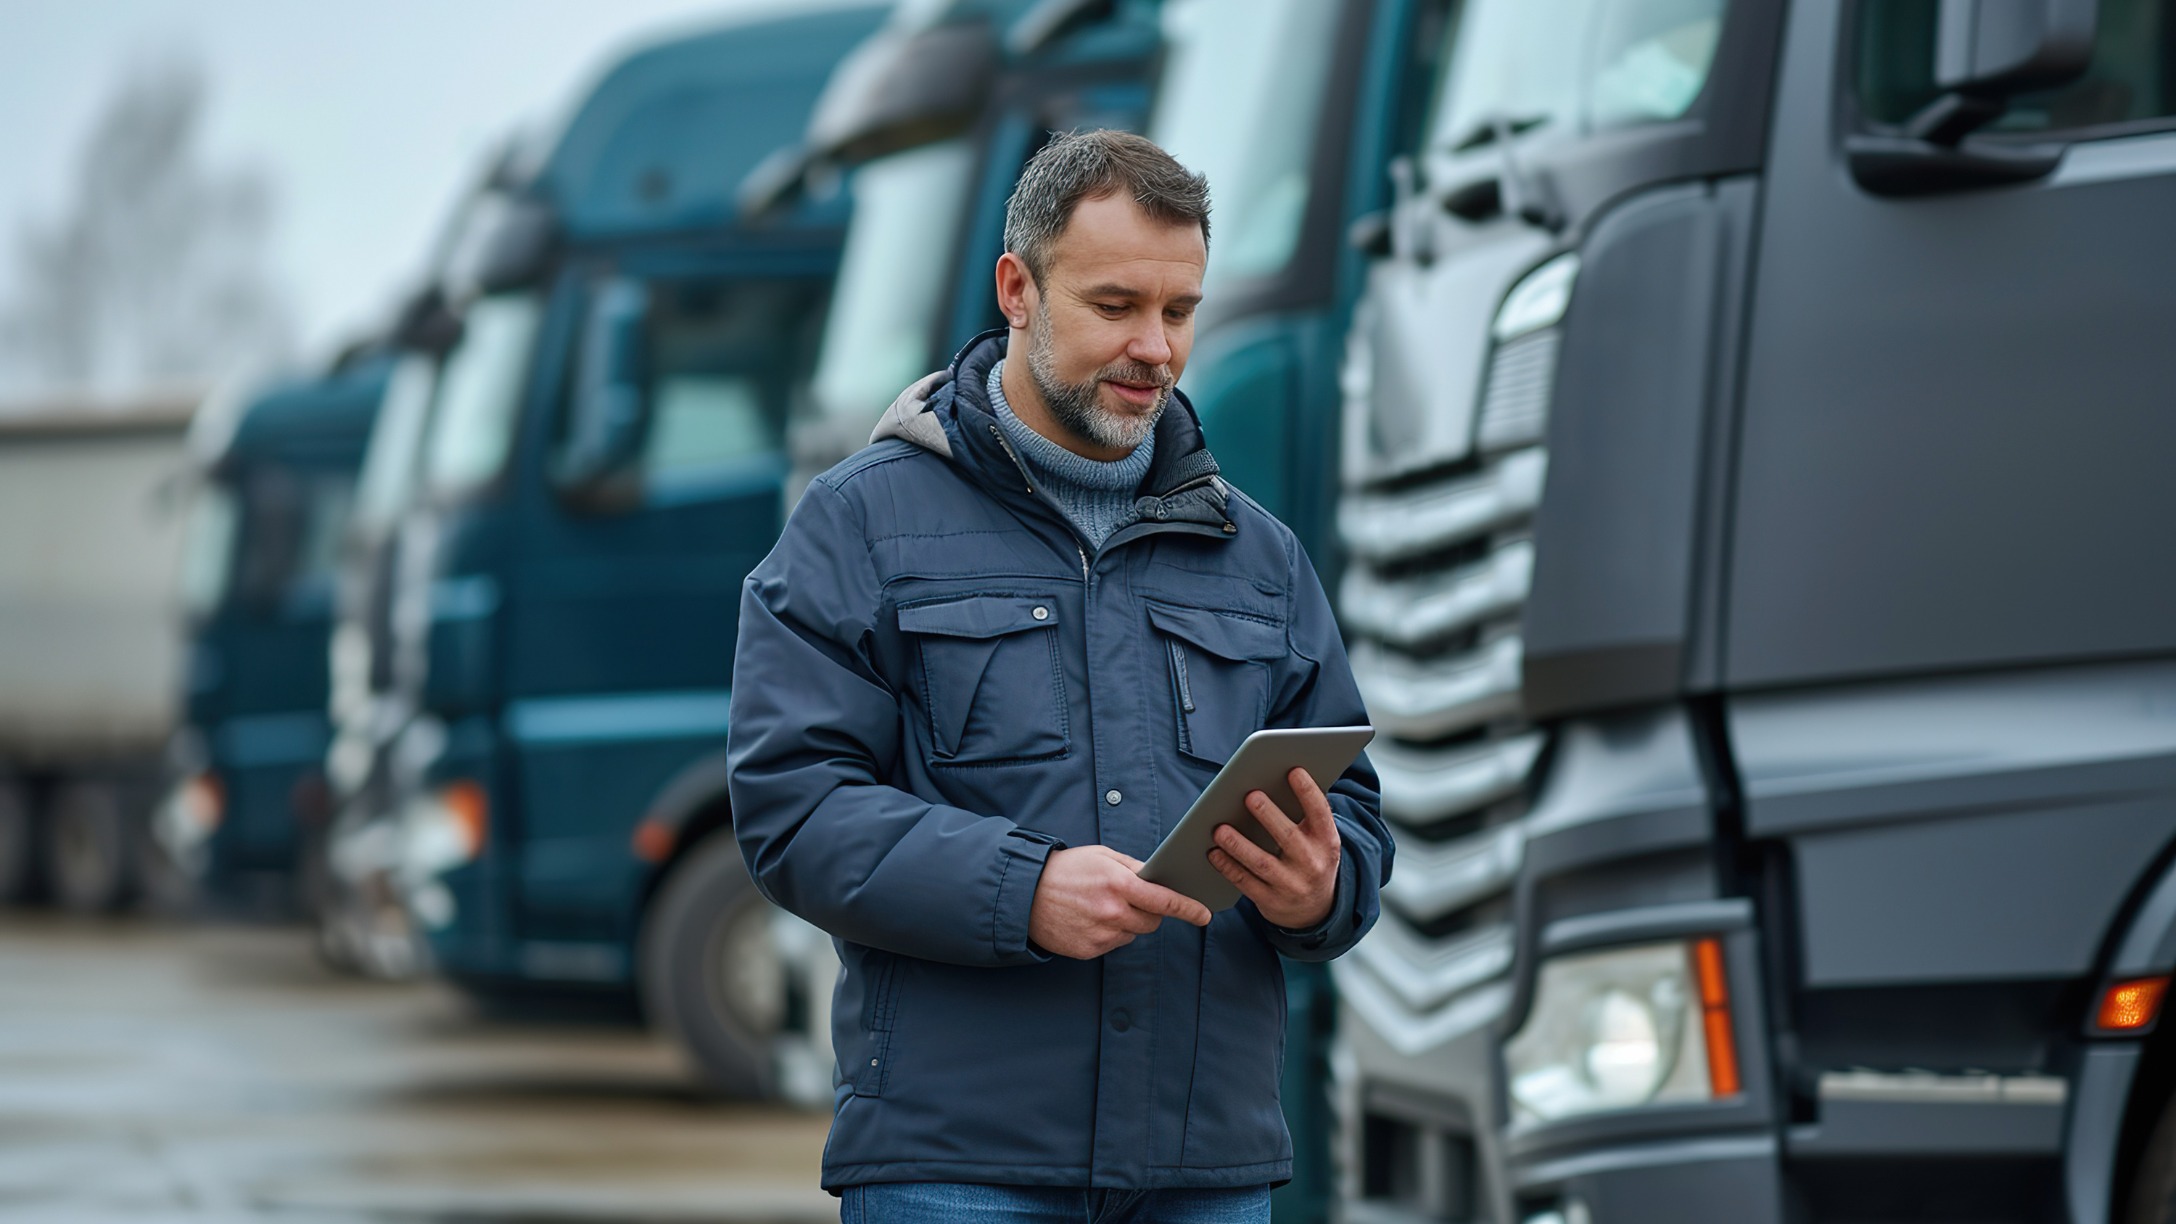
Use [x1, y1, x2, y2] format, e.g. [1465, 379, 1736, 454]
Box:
[45, 781, 137, 913]
[2132, 1090, 2176, 1223]
[0, 779, 37, 903]
[640, 833, 788, 1100]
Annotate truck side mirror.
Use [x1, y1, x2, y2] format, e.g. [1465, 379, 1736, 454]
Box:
[1933, 0, 2097, 100]
[554, 280, 650, 510]
[808, 20, 997, 167]
[1847, 0, 2096, 195]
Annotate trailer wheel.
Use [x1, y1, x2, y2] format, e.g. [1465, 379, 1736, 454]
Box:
[0, 779, 36, 903]
[2130, 1090, 2176, 1224]
[640, 833, 789, 1100]
[45, 781, 137, 913]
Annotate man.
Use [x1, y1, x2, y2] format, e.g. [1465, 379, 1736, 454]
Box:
[728, 130, 1390, 1223]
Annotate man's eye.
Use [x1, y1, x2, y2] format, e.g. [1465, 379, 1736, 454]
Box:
[1095, 303, 1126, 317]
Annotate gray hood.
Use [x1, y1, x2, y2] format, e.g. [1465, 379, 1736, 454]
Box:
[869, 369, 952, 458]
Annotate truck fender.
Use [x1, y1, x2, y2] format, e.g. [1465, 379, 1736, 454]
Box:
[631, 749, 736, 897]
[2071, 856, 2176, 1223]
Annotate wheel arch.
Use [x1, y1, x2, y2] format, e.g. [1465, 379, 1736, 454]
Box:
[2082, 847, 2176, 1223]
[630, 748, 741, 920]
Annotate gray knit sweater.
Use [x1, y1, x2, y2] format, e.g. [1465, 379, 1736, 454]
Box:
[986, 360, 1153, 550]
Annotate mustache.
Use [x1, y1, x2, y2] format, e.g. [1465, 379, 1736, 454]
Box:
[1097, 360, 1173, 389]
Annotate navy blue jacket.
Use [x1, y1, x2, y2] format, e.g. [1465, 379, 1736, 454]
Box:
[728, 332, 1390, 1191]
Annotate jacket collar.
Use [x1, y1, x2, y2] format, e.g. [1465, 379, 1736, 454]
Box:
[869, 330, 1233, 536]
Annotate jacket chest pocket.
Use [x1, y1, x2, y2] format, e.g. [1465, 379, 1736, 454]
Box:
[899, 594, 1069, 765]
[1147, 602, 1286, 768]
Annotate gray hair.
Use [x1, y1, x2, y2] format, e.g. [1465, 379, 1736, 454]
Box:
[1002, 129, 1210, 285]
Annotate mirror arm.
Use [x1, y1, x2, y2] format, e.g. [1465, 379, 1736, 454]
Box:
[1904, 91, 2008, 146]
[1845, 133, 2066, 196]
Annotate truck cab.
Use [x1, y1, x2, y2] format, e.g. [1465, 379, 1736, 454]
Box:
[760, 0, 1162, 491]
[167, 357, 387, 914]
[318, 154, 544, 980]
[387, 5, 885, 1099]
[1328, 1, 2176, 1221]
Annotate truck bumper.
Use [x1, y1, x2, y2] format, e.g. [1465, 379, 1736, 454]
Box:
[1512, 1134, 1783, 1224]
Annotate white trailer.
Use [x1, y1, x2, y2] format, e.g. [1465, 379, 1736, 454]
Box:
[0, 399, 196, 909]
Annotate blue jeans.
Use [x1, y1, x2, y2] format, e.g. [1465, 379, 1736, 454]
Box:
[840, 1182, 1273, 1223]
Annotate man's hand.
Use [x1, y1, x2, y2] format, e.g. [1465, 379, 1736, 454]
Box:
[1029, 845, 1212, 959]
[1208, 767, 1341, 930]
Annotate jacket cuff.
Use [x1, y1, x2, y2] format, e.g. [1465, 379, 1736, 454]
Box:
[991, 828, 1063, 964]
[1266, 851, 1357, 960]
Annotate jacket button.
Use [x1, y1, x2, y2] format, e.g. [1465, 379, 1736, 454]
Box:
[1032, 606, 1049, 620]
[1105, 790, 1122, 806]
[1111, 1009, 1131, 1032]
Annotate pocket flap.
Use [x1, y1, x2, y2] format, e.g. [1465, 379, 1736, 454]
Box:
[1146, 603, 1286, 662]
[899, 595, 1061, 639]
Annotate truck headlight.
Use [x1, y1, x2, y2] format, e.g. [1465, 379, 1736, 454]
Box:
[1504, 937, 1740, 1126]
[401, 778, 488, 879]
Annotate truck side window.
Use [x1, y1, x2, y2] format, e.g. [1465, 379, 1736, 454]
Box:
[1407, 0, 1729, 158]
[628, 277, 827, 495]
[1857, 0, 2176, 136]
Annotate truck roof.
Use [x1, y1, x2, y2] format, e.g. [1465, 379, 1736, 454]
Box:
[189, 353, 392, 472]
[542, 3, 888, 241]
[0, 395, 197, 442]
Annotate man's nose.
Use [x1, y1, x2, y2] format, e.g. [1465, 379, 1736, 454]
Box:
[1125, 316, 1174, 368]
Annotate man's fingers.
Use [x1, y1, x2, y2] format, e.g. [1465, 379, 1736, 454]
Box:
[1209, 847, 1273, 906]
[1245, 789, 1301, 850]
[1213, 822, 1292, 885]
[1111, 850, 1146, 871]
[1120, 875, 1212, 927]
[1120, 907, 1164, 935]
[1288, 768, 1338, 841]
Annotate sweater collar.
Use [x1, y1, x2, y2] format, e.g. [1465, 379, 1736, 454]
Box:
[873, 329, 1227, 514]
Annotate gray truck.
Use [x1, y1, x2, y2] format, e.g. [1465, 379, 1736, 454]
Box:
[1328, 1, 2176, 1221]
[0, 399, 195, 910]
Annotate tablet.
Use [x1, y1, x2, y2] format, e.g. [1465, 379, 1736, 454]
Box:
[1138, 725, 1375, 911]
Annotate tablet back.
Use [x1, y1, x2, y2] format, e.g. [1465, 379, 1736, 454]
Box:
[1138, 726, 1374, 911]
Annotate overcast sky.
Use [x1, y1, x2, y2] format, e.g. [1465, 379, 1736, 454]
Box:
[0, 0, 844, 379]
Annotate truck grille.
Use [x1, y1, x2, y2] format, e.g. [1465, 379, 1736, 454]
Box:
[1331, 315, 1560, 1057]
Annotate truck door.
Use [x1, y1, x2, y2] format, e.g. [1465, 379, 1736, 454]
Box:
[1730, 0, 2176, 689]
[505, 266, 829, 942]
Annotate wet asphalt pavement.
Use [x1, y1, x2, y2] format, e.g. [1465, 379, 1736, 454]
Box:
[0, 915, 836, 1223]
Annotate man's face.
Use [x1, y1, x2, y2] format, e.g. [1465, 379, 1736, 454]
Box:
[1020, 192, 1207, 452]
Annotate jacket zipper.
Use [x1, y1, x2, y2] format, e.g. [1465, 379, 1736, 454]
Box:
[987, 423, 1036, 495]
[1167, 638, 1194, 713]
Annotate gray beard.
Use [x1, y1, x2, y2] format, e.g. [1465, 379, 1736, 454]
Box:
[1024, 303, 1168, 452]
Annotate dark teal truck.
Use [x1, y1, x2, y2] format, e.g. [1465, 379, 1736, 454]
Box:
[161, 355, 389, 914]
[316, 151, 539, 979]
[1321, 1, 2176, 1222]
[381, 4, 885, 1098]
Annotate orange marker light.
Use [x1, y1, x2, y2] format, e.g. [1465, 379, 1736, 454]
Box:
[441, 780, 489, 861]
[631, 819, 676, 864]
[1692, 937, 1742, 1098]
[2098, 977, 2170, 1032]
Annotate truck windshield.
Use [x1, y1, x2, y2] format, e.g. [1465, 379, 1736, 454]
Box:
[1149, 0, 1343, 288]
[179, 481, 240, 621]
[353, 353, 438, 530]
[807, 139, 977, 425]
[1423, 0, 1728, 154]
[422, 293, 542, 498]
[233, 466, 355, 611]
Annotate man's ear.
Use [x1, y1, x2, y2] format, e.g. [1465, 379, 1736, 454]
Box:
[994, 252, 1037, 331]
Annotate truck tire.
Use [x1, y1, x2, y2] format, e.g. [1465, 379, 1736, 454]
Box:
[0, 779, 36, 903]
[2131, 1090, 2176, 1224]
[640, 833, 789, 1100]
[45, 781, 137, 913]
